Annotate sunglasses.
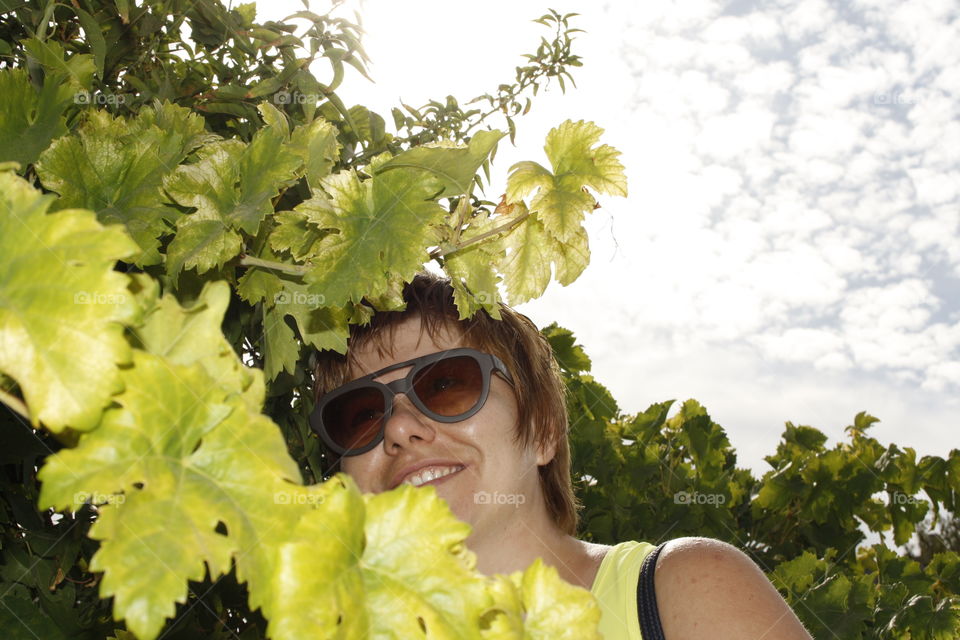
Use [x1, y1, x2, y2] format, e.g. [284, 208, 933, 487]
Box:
[311, 348, 515, 456]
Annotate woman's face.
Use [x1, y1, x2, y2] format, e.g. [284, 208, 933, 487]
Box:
[339, 315, 553, 533]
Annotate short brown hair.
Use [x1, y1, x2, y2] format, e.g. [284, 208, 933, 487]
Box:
[311, 271, 582, 535]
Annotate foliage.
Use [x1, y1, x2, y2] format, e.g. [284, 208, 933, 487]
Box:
[546, 323, 960, 639]
[0, 1, 617, 638]
[0, 1, 956, 639]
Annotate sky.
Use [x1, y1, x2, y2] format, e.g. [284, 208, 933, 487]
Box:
[257, 0, 959, 476]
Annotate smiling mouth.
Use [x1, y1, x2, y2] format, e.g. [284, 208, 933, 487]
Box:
[400, 464, 466, 488]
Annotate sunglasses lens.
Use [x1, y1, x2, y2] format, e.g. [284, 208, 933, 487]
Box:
[319, 353, 492, 454]
[323, 386, 386, 451]
[413, 355, 484, 417]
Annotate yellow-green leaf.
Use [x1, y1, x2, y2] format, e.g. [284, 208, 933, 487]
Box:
[0, 171, 137, 432]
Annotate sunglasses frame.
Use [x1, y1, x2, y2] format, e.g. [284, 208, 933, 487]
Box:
[310, 347, 515, 457]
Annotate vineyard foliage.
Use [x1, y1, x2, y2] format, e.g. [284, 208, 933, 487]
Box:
[0, 1, 957, 639]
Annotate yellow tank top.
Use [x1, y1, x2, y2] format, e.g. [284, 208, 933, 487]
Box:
[589, 540, 657, 640]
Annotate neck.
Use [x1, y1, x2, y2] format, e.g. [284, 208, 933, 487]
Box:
[465, 504, 598, 590]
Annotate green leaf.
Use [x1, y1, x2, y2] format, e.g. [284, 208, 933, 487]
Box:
[266, 475, 369, 639]
[361, 483, 492, 637]
[302, 166, 446, 307]
[164, 105, 301, 237]
[0, 171, 137, 432]
[0, 69, 73, 169]
[444, 243, 504, 321]
[271, 277, 351, 352]
[499, 212, 590, 304]
[129, 280, 265, 410]
[73, 7, 107, 79]
[262, 305, 299, 381]
[239, 267, 351, 363]
[237, 267, 284, 305]
[347, 104, 386, 146]
[37, 350, 303, 640]
[0, 593, 69, 640]
[506, 120, 626, 244]
[442, 207, 507, 320]
[36, 103, 214, 265]
[769, 551, 822, 595]
[22, 38, 95, 89]
[377, 130, 506, 197]
[269, 478, 494, 639]
[483, 558, 602, 639]
[542, 323, 592, 374]
[288, 117, 340, 192]
[268, 209, 328, 261]
[164, 217, 242, 280]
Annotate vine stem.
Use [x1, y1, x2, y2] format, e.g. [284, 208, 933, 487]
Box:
[239, 255, 309, 276]
[0, 387, 30, 421]
[431, 210, 531, 259]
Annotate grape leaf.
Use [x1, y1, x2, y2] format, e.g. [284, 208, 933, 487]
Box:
[542, 323, 592, 374]
[288, 117, 341, 192]
[128, 280, 265, 410]
[37, 350, 304, 640]
[268, 209, 329, 261]
[361, 483, 491, 638]
[164, 103, 301, 238]
[238, 268, 351, 367]
[22, 38, 94, 89]
[0, 69, 73, 169]
[262, 305, 300, 381]
[482, 558, 602, 639]
[498, 211, 590, 305]
[35, 102, 214, 265]
[302, 165, 447, 306]
[0, 593, 69, 640]
[376, 130, 506, 197]
[164, 217, 242, 280]
[269, 478, 501, 639]
[267, 475, 369, 639]
[544, 120, 628, 197]
[0, 171, 137, 432]
[271, 276, 351, 351]
[506, 120, 626, 244]
[441, 206, 509, 320]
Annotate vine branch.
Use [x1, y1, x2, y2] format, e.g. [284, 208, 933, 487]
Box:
[239, 255, 309, 276]
[431, 209, 531, 259]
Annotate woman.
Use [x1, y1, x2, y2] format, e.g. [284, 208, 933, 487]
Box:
[311, 272, 812, 639]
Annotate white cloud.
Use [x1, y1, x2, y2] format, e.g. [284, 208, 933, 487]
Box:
[697, 105, 777, 158]
[787, 113, 862, 157]
[782, 0, 838, 42]
[752, 327, 846, 362]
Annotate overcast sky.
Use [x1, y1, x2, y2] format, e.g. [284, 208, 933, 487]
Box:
[260, 0, 958, 474]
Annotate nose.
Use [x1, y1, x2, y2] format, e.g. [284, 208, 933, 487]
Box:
[382, 391, 436, 453]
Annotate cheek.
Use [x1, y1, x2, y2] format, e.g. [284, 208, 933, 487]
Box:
[341, 455, 379, 492]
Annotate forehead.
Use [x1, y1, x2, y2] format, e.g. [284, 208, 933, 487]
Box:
[347, 315, 471, 379]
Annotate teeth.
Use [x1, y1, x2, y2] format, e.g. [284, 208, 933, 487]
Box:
[404, 465, 463, 487]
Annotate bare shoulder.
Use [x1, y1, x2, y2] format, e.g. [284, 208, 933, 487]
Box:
[652, 537, 812, 640]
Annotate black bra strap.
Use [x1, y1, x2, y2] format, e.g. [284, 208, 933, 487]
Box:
[636, 541, 668, 640]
